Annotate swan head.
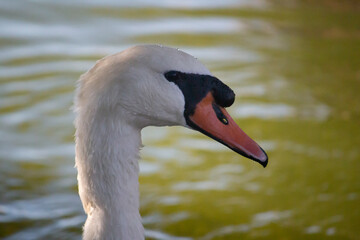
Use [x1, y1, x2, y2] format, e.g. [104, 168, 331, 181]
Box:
[76, 45, 268, 167]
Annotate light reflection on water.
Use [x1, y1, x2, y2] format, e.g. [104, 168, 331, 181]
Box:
[1, 0, 360, 239]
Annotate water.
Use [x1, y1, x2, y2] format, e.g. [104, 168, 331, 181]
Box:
[1, 0, 359, 239]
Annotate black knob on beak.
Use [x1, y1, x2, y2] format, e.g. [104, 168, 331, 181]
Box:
[211, 79, 235, 108]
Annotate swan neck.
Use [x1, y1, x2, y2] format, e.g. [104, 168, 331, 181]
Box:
[75, 110, 144, 240]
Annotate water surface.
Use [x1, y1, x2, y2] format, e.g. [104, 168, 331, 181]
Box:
[0, 0, 359, 239]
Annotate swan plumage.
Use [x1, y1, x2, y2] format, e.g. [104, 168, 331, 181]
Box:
[74, 45, 267, 240]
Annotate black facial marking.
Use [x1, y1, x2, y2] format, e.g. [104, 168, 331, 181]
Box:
[164, 70, 235, 120]
[164, 71, 268, 167]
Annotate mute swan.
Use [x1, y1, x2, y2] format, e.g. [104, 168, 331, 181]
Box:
[74, 45, 268, 240]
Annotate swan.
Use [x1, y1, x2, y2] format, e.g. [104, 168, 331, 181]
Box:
[74, 45, 268, 240]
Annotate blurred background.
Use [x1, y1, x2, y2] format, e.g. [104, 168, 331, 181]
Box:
[0, 0, 359, 239]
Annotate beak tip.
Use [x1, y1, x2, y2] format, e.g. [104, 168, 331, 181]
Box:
[260, 158, 268, 168]
[236, 146, 268, 168]
[257, 147, 268, 168]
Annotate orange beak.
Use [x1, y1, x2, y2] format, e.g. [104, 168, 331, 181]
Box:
[187, 92, 268, 167]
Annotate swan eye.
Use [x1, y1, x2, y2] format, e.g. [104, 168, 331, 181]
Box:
[164, 71, 181, 82]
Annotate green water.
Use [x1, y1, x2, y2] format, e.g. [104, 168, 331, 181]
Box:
[0, 1, 359, 239]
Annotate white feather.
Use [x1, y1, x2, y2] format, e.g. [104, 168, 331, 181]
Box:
[74, 45, 212, 240]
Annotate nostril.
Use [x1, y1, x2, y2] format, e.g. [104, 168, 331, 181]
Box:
[212, 103, 229, 125]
